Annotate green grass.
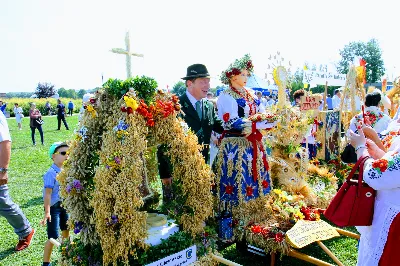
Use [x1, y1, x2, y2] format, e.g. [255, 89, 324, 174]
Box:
[0, 114, 358, 266]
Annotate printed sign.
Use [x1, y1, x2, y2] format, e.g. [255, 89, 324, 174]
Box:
[286, 220, 340, 249]
[145, 245, 196, 266]
[300, 95, 321, 111]
[303, 70, 346, 86]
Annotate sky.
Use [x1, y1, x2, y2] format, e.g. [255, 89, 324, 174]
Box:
[1, 0, 399, 93]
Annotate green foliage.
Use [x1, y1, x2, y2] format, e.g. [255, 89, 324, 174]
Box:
[35, 82, 56, 98]
[103, 76, 158, 104]
[58, 88, 79, 99]
[77, 89, 87, 99]
[5, 92, 34, 98]
[337, 39, 385, 83]
[171, 81, 186, 96]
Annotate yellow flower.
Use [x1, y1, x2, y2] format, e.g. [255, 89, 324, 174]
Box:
[87, 105, 94, 112]
[273, 189, 283, 195]
[124, 96, 138, 111]
[295, 210, 305, 220]
[86, 105, 97, 118]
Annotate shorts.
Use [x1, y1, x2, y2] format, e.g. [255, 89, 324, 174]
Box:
[46, 201, 69, 239]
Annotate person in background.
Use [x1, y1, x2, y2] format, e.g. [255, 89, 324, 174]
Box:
[45, 101, 51, 116]
[267, 95, 276, 106]
[349, 91, 391, 134]
[206, 92, 214, 100]
[67, 100, 74, 116]
[332, 89, 342, 110]
[13, 103, 24, 130]
[0, 100, 7, 115]
[326, 94, 333, 110]
[0, 109, 35, 251]
[56, 99, 69, 130]
[256, 91, 268, 108]
[30, 103, 44, 145]
[40, 142, 70, 266]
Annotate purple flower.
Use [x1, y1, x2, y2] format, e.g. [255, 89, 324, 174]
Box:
[106, 165, 110, 169]
[66, 184, 72, 194]
[114, 156, 121, 164]
[73, 179, 83, 192]
[73, 227, 81, 234]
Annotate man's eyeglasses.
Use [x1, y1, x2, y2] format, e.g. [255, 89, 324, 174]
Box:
[54, 151, 68, 156]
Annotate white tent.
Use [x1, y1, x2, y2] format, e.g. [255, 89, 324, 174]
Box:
[246, 73, 269, 89]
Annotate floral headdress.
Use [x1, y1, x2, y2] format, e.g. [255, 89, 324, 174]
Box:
[220, 54, 254, 85]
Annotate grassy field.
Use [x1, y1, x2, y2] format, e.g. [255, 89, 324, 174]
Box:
[0, 114, 358, 266]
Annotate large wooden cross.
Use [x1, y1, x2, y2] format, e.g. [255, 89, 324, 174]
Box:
[110, 31, 144, 78]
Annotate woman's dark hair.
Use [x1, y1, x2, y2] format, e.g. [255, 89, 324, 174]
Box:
[365, 91, 381, 107]
[293, 89, 305, 100]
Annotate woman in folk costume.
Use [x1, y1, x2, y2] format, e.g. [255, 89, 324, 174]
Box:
[349, 119, 400, 265]
[215, 55, 276, 225]
[349, 90, 391, 135]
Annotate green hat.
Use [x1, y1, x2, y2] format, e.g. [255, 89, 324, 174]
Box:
[181, 64, 211, 80]
[49, 142, 68, 159]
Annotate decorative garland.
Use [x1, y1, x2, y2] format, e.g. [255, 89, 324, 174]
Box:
[220, 54, 254, 85]
[58, 77, 214, 265]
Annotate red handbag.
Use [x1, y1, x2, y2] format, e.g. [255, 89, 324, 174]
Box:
[324, 156, 376, 227]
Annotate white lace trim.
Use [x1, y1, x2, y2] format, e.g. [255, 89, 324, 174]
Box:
[367, 207, 400, 265]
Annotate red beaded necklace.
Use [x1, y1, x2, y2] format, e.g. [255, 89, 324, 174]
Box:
[230, 86, 257, 115]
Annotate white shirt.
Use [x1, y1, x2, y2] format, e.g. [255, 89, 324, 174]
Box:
[0, 111, 11, 142]
[186, 90, 203, 110]
[357, 138, 400, 265]
[332, 95, 341, 109]
[349, 106, 391, 134]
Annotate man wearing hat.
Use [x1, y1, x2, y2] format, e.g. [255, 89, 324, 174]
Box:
[157, 64, 224, 196]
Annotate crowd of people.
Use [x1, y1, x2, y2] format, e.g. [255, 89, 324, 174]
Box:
[1, 57, 400, 265]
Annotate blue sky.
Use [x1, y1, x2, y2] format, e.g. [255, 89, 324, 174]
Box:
[1, 0, 399, 93]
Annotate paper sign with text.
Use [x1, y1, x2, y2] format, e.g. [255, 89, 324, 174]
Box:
[300, 95, 321, 111]
[286, 220, 340, 249]
[303, 70, 346, 86]
[145, 245, 196, 266]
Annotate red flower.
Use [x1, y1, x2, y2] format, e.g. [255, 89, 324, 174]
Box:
[89, 98, 96, 104]
[223, 113, 230, 122]
[262, 180, 269, 189]
[251, 225, 262, 234]
[372, 158, 388, 172]
[246, 186, 253, 197]
[226, 71, 232, 78]
[274, 232, 284, 243]
[147, 119, 155, 127]
[127, 107, 133, 114]
[171, 95, 179, 103]
[231, 68, 241, 76]
[225, 185, 234, 195]
[261, 227, 270, 238]
[246, 61, 253, 69]
[232, 219, 239, 227]
[120, 106, 127, 112]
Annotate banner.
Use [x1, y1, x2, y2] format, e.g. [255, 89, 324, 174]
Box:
[300, 95, 322, 111]
[303, 70, 346, 86]
[145, 245, 196, 266]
